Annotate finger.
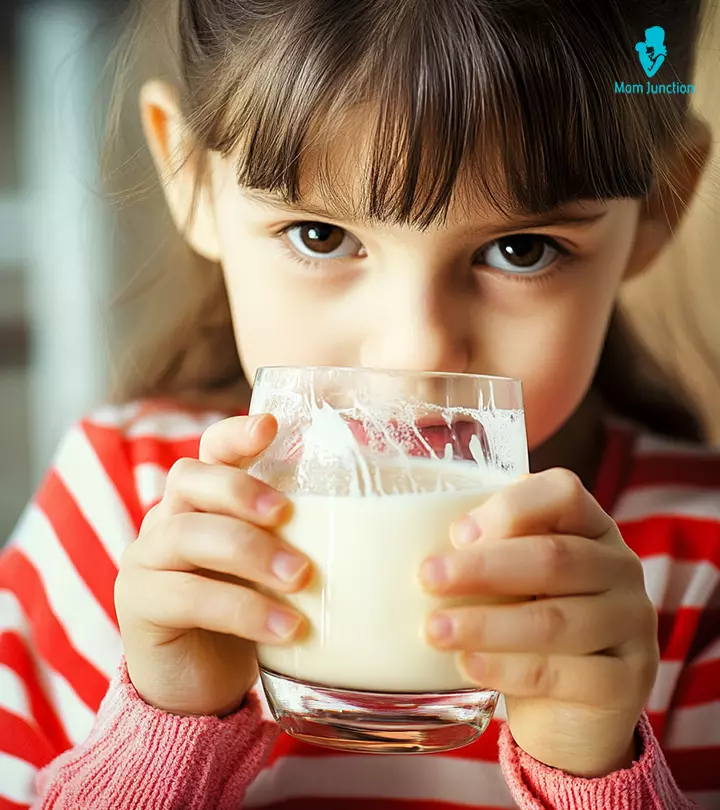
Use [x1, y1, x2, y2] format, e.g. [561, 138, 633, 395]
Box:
[420, 534, 633, 597]
[138, 511, 311, 593]
[460, 651, 631, 707]
[198, 413, 278, 467]
[161, 458, 290, 527]
[131, 568, 305, 645]
[453, 468, 616, 547]
[138, 501, 164, 534]
[427, 593, 640, 655]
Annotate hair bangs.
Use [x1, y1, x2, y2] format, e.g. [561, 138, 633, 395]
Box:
[182, 0, 690, 228]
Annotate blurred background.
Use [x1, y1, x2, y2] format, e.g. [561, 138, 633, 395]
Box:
[0, 0, 133, 543]
[0, 0, 719, 544]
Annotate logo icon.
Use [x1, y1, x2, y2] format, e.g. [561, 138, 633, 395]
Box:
[636, 27, 667, 78]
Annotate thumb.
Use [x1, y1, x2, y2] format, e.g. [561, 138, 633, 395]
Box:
[198, 413, 278, 466]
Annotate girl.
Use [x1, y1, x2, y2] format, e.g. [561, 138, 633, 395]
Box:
[1, 0, 719, 807]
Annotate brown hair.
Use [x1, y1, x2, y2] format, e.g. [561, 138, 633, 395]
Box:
[110, 0, 709, 438]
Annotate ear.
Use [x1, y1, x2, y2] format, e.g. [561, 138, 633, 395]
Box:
[624, 114, 712, 280]
[140, 80, 221, 262]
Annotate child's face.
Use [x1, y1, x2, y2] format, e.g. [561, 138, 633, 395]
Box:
[143, 86, 707, 452]
[205, 151, 638, 450]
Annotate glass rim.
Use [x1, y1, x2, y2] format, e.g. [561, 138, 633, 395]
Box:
[254, 365, 522, 386]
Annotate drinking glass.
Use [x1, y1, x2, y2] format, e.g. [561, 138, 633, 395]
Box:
[248, 366, 528, 754]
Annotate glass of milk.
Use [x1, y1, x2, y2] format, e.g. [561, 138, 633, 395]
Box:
[248, 366, 528, 754]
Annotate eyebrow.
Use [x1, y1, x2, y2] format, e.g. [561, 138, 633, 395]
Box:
[244, 189, 353, 221]
[243, 188, 608, 231]
[491, 209, 609, 231]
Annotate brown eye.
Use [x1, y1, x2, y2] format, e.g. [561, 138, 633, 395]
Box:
[478, 235, 561, 275]
[497, 236, 545, 267]
[286, 222, 363, 259]
[299, 223, 344, 254]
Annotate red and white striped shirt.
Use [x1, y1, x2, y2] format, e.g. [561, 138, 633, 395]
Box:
[0, 401, 718, 809]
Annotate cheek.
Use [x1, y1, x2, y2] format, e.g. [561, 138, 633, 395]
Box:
[485, 286, 616, 449]
[211, 200, 334, 377]
[223, 268, 321, 376]
[218, 247, 352, 381]
[521, 333, 601, 449]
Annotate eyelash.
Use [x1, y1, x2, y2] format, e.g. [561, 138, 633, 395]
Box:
[276, 224, 575, 284]
[276, 243, 348, 280]
[276, 226, 361, 277]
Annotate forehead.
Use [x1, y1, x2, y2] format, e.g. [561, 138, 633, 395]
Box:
[233, 118, 612, 231]
[233, 107, 524, 227]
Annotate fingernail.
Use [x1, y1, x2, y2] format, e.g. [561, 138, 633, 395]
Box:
[266, 610, 302, 639]
[420, 556, 449, 587]
[255, 490, 287, 517]
[271, 551, 308, 584]
[451, 515, 481, 547]
[245, 414, 264, 437]
[427, 614, 454, 642]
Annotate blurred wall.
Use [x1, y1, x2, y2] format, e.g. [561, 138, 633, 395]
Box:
[0, 0, 30, 544]
[0, 0, 123, 543]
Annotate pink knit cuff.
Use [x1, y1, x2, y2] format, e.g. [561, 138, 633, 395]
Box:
[498, 714, 695, 810]
[34, 658, 280, 810]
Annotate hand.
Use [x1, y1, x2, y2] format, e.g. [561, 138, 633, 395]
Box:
[420, 469, 659, 777]
[115, 414, 311, 717]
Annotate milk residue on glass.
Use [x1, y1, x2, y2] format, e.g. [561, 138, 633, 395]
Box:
[268, 399, 519, 498]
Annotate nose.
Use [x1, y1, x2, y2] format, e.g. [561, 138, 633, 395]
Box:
[359, 274, 470, 373]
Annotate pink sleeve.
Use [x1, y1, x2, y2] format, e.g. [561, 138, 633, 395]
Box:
[498, 714, 697, 810]
[33, 659, 280, 810]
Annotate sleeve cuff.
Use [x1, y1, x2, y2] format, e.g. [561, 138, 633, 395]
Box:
[35, 657, 280, 809]
[498, 714, 694, 810]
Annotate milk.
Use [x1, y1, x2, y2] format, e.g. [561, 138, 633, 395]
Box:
[257, 462, 512, 693]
